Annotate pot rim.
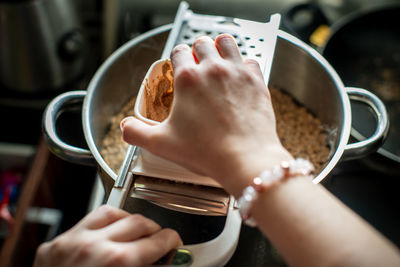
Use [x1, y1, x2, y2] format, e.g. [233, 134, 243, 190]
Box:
[321, 4, 400, 164]
[83, 24, 351, 184]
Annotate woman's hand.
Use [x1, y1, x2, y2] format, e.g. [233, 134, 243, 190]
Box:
[34, 205, 182, 267]
[121, 34, 292, 196]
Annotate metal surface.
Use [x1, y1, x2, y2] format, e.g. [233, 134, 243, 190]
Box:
[161, 1, 280, 85]
[131, 176, 229, 216]
[83, 25, 172, 195]
[106, 146, 137, 208]
[0, 0, 86, 92]
[42, 8, 393, 266]
[41, 23, 388, 194]
[42, 90, 95, 166]
[105, 145, 195, 266]
[115, 145, 137, 188]
[343, 88, 389, 161]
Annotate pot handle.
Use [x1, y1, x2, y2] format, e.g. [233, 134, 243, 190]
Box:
[282, 3, 330, 47]
[43, 90, 96, 166]
[342, 87, 389, 161]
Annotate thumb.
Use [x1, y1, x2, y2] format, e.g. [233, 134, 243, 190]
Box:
[120, 116, 154, 148]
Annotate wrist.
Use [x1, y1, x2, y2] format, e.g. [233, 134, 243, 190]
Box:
[237, 158, 315, 226]
[215, 144, 294, 197]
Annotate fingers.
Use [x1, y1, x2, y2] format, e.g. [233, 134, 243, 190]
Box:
[101, 214, 161, 242]
[77, 205, 131, 230]
[171, 44, 196, 73]
[127, 228, 183, 265]
[215, 34, 242, 62]
[192, 36, 220, 62]
[120, 116, 155, 148]
[172, 34, 242, 66]
[244, 58, 263, 78]
[244, 58, 270, 96]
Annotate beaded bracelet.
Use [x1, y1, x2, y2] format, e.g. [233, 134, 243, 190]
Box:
[237, 158, 315, 227]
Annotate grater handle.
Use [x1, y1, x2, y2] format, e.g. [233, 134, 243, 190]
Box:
[107, 171, 134, 208]
[107, 147, 241, 266]
[179, 196, 242, 267]
[262, 13, 280, 86]
[161, 1, 190, 59]
[107, 145, 138, 208]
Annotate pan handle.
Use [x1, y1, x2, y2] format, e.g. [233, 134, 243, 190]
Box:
[282, 3, 330, 47]
[342, 87, 389, 161]
[42, 90, 96, 166]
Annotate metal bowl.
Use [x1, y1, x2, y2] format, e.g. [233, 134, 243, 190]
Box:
[43, 24, 388, 195]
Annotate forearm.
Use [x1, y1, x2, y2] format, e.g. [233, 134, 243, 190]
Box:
[249, 175, 400, 267]
[123, 34, 400, 267]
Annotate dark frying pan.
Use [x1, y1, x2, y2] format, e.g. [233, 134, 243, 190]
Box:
[284, 3, 400, 167]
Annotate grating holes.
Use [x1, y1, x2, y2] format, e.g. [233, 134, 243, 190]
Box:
[249, 45, 256, 48]
[183, 35, 191, 40]
[255, 53, 262, 57]
[205, 31, 212, 35]
[237, 42, 243, 47]
[241, 51, 247, 56]
[259, 38, 264, 42]
[192, 29, 199, 33]
[233, 34, 238, 39]
[245, 36, 251, 40]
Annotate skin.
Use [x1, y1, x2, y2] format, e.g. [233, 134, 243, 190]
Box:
[35, 34, 400, 266]
[34, 205, 182, 267]
[122, 34, 293, 198]
[121, 34, 400, 266]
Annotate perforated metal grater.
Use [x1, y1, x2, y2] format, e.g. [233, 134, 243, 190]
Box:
[107, 2, 281, 266]
[161, 1, 281, 85]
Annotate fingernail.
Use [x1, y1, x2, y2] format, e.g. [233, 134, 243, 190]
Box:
[120, 117, 132, 131]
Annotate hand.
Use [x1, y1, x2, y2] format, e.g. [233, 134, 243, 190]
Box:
[34, 205, 182, 267]
[121, 34, 292, 196]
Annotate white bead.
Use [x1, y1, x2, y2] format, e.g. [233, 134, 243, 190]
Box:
[244, 186, 257, 200]
[238, 197, 250, 215]
[290, 158, 314, 175]
[259, 170, 272, 184]
[238, 186, 259, 219]
[271, 165, 284, 180]
[237, 158, 314, 228]
[259, 170, 271, 180]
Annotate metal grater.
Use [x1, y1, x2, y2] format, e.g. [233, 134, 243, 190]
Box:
[108, 1, 282, 214]
[106, 2, 281, 265]
[162, 1, 281, 85]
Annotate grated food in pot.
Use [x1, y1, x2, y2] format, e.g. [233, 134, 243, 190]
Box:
[100, 98, 135, 173]
[270, 88, 330, 174]
[101, 88, 331, 175]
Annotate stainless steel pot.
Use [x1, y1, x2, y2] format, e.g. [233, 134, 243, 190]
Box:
[43, 24, 388, 196]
